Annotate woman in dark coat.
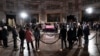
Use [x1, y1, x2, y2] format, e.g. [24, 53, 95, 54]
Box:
[34, 26, 40, 51]
[19, 27, 25, 51]
[2, 26, 8, 48]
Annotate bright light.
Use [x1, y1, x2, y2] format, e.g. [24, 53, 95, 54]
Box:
[20, 12, 28, 19]
[85, 7, 93, 14]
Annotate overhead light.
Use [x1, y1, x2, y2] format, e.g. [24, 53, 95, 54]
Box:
[85, 7, 93, 14]
[20, 11, 28, 19]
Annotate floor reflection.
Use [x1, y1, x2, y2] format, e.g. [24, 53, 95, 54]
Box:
[72, 48, 81, 56]
[80, 47, 89, 56]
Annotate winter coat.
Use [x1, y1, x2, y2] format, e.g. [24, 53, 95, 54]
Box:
[83, 26, 90, 36]
[34, 28, 40, 40]
[19, 29, 25, 40]
[59, 27, 67, 39]
[25, 30, 33, 42]
[12, 28, 18, 38]
[2, 28, 8, 39]
[77, 27, 83, 37]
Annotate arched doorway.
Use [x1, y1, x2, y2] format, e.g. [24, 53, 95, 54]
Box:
[6, 14, 16, 31]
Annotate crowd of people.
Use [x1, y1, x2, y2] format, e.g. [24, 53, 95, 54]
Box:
[0, 25, 41, 52]
[0, 21, 100, 52]
[59, 22, 90, 50]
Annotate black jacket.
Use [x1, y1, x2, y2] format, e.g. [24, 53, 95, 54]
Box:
[60, 27, 67, 39]
[12, 28, 18, 38]
[83, 26, 90, 36]
[2, 28, 8, 39]
[77, 27, 83, 37]
[67, 28, 73, 40]
[19, 29, 25, 40]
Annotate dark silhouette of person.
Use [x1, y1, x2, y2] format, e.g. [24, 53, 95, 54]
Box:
[12, 26, 18, 51]
[2, 26, 9, 48]
[19, 27, 25, 51]
[59, 25, 67, 50]
[25, 27, 34, 51]
[67, 28, 73, 49]
[77, 25, 83, 48]
[83, 24, 90, 47]
[34, 26, 40, 51]
[72, 25, 77, 43]
[0, 27, 3, 46]
[54, 23, 58, 32]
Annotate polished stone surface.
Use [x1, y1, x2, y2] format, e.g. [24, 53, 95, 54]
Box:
[0, 31, 100, 56]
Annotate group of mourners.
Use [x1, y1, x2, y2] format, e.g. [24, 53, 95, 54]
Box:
[0, 26, 22, 51]
[0, 25, 40, 52]
[0, 22, 91, 52]
[59, 22, 90, 51]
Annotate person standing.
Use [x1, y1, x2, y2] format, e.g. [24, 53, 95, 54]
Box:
[34, 26, 40, 52]
[2, 26, 8, 48]
[77, 25, 83, 48]
[12, 26, 18, 51]
[25, 27, 34, 51]
[72, 25, 77, 43]
[59, 25, 67, 51]
[19, 27, 25, 51]
[83, 23, 90, 47]
[67, 28, 73, 49]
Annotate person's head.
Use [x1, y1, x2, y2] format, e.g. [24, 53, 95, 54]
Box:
[3, 26, 7, 29]
[26, 27, 30, 30]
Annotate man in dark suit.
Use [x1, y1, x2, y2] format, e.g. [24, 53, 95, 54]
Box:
[59, 25, 67, 51]
[83, 23, 90, 47]
[12, 26, 18, 51]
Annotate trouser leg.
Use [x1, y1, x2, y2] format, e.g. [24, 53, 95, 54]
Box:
[27, 42, 30, 50]
[64, 39, 67, 48]
[13, 38, 17, 48]
[30, 41, 34, 50]
[84, 35, 89, 46]
[37, 39, 40, 49]
[78, 37, 82, 46]
[61, 39, 63, 49]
